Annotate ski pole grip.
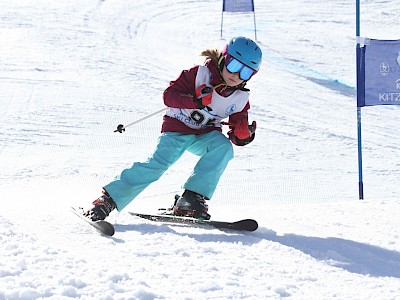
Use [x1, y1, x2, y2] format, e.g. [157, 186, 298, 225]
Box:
[202, 86, 212, 94]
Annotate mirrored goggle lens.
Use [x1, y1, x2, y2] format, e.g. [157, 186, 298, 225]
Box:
[226, 57, 255, 81]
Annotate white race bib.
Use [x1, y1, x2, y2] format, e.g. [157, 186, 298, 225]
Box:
[166, 66, 249, 129]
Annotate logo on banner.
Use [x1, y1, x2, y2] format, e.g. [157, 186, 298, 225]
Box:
[380, 62, 390, 76]
[362, 40, 400, 107]
[397, 51, 400, 66]
[377, 78, 400, 102]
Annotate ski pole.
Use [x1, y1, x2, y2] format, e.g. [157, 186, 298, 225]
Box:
[114, 107, 235, 133]
[221, 121, 234, 126]
[114, 107, 168, 133]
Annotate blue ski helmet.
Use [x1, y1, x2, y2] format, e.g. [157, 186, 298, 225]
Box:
[223, 37, 262, 71]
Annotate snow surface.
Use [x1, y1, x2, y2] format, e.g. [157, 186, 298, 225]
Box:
[1, 0, 400, 299]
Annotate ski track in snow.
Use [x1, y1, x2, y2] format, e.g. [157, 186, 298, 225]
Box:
[1, 0, 400, 299]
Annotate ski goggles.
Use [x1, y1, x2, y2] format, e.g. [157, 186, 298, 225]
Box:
[225, 55, 256, 81]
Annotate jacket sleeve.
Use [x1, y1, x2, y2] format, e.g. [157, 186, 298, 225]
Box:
[163, 66, 199, 109]
[228, 102, 250, 124]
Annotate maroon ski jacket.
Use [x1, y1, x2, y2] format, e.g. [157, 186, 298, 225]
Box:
[161, 60, 250, 135]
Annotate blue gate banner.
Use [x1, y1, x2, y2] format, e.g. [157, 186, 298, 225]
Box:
[358, 39, 400, 107]
[223, 0, 254, 12]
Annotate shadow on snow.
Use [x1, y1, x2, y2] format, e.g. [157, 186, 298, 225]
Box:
[114, 222, 400, 279]
[255, 228, 400, 279]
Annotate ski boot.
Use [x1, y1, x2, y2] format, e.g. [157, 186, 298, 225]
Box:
[84, 190, 116, 221]
[173, 190, 211, 220]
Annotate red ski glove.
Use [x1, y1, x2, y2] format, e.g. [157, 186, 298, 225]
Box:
[194, 84, 213, 109]
[234, 118, 251, 140]
[228, 120, 257, 146]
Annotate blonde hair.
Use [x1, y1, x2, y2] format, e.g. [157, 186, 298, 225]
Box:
[200, 49, 221, 63]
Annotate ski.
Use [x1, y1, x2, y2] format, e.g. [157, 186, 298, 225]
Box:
[129, 212, 258, 232]
[71, 207, 115, 236]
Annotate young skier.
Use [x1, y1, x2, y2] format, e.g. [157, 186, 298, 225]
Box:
[85, 36, 262, 221]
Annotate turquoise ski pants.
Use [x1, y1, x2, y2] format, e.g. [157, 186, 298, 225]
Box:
[103, 131, 234, 211]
